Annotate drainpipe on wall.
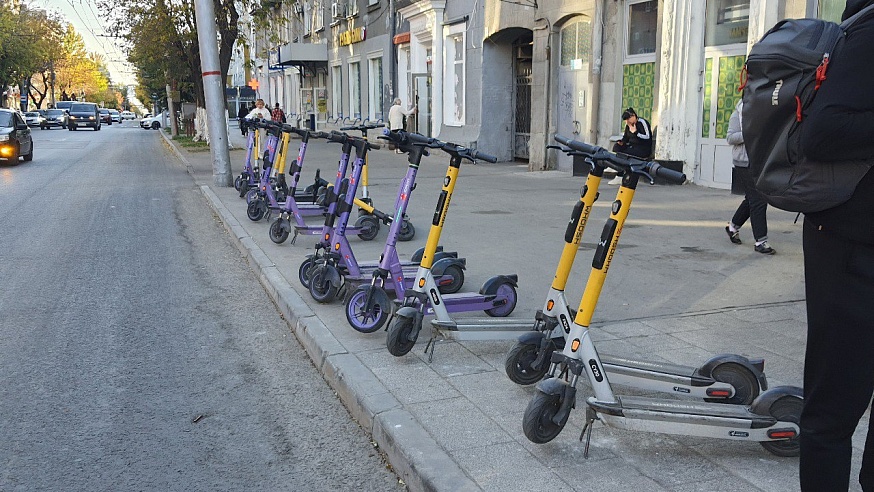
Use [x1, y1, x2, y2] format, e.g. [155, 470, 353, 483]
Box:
[589, 0, 606, 146]
[388, 0, 397, 108]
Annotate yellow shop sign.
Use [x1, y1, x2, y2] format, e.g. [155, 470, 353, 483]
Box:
[339, 27, 366, 46]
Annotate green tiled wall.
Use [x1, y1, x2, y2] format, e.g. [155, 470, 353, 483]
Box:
[702, 58, 713, 138]
[715, 55, 745, 139]
[620, 62, 655, 129]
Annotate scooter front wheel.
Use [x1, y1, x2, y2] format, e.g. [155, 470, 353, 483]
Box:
[245, 189, 258, 204]
[505, 342, 551, 386]
[269, 218, 289, 244]
[247, 200, 266, 221]
[345, 286, 391, 333]
[386, 315, 418, 357]
[523, 389, 567, 444]
[485, 281, 517, 317]
[309, 264, 341, 303]
[759, 395, 802, 457]
[355, 215, 380, 241]
[234, 175, 243, 191]
[705, 362, 760, 405]
[298, 258, 315, 289]
[398, 219, 415, 242]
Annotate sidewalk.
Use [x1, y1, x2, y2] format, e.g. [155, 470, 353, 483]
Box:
[160, 124, 864, 492]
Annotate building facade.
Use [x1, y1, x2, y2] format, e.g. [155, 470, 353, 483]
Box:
[247, 0, 843, 186]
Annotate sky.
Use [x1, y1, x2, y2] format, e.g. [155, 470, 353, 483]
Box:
[33, 0, 137, 86]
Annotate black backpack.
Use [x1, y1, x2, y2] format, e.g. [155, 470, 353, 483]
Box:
[741, 6, 874, 213]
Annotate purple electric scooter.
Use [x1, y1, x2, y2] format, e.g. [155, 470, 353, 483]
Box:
[305, 132, 465, 307]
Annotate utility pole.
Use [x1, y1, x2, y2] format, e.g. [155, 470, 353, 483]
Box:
[194, 0, 232, 187]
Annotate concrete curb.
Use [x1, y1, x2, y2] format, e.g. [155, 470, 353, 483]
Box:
[164, 131, 479, 491]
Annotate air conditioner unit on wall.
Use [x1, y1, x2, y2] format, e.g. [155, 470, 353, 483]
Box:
[331, 2, 344, 18]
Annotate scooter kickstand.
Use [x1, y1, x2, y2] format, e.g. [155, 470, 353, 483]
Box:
[579, 407, 598, 459]
[424, 336, 438, 363]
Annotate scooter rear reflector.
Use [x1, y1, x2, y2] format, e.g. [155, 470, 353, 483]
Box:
[767, 429, 797, 439]
[706, 389, 731, 398]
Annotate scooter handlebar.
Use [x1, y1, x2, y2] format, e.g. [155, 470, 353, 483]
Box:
[554, 134, 601, 155]
[554, 134, 686, 184]
[469, 149, 497, 163]
[381, 128, 436, 147]
[649, 161, 687, 184]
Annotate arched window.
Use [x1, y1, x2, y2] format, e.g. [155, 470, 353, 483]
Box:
[560, 18, 591, 70]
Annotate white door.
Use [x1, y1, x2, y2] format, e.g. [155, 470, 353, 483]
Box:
[696, 48, 746, 189]
[555, 18, 592, 172]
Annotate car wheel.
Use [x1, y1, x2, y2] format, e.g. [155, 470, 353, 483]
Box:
[95, 125, 100, 131]
[151, 122, 160, 130]
[23, 143, 33, 162]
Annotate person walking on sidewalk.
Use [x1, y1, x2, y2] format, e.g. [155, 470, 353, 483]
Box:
[724, 99, 775, 254]
[797, 0, 874, 490]
[246, 99, 271, 120]
[271, 103, 286, 124]
[388, 98, 416, 131]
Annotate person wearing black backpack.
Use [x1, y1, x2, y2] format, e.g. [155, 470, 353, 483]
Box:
[797, 0, 874, 490]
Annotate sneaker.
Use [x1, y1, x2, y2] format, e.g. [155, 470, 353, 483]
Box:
[725, 226, 742, 245]
[755, 241, 776, 255]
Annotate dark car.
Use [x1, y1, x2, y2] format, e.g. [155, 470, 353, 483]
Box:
[0, 109, 34, 163]
[98, 108, 112, 125]
[41, 109, 68, 129]
[68, 102, 101, 131]
[55, 101, 74, 112]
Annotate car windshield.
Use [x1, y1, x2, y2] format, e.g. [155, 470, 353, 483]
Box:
[0, 113, 12, 127]
[99, 109, 109, 114]
[47, 110, 64, 116]
[71, 104, 93, 112]
[25, 112, 38, 117]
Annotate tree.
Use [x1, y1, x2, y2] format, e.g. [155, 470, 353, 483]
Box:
[0, 4, 65, 108]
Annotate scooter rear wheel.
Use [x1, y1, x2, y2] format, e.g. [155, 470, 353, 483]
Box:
[269, 218, 289, 244]
[345, 286, 391, 333]
[247, 200, 266, 221]
[298, 258, 315, 289]
[234, 175, 242, 191]
[245, 189, 258, 204]
[436, 264, 464, 295]
[309, 264, 341, 303]
[704, 362, 760, 405]
[485, 281, 517, 317]
[523, 389, 567, 444]
[759, 395, 802, 457]
[505, 342, 550, 386]
[355, 215, 380, 241]
[398, 220, 415, 242]
[386, 315, 417, 357]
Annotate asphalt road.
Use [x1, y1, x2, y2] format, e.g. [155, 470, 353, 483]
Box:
[0, 122, 402, 491]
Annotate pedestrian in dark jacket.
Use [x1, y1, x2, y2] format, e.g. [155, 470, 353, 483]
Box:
[612, 107, 653, 159]
[797, 0, 874, 490]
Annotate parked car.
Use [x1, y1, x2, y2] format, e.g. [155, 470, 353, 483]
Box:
[109, 109, 121, 123]
[67, 102, 101, 131]
[98, 108, 112, 125]
[41, 109, 68, 129]
[140, 112, 165, 130]
[24, 111, 45, 128]
[121, 110, 136, 120]
[0, 108, 34, 163]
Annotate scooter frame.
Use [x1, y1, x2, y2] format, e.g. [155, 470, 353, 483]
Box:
[384, 132, 524, 360]
[522, 136, 802, 458]
[504, 145, 768, 405]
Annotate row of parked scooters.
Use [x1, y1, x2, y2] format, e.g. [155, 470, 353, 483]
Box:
[233, 117, 803, 458]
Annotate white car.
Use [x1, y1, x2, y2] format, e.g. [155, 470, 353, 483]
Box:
[24, 111, 45, 128]
[109, 109, 122, 123]
[140, 112, 165, 130]
[121, 111, 136, 120]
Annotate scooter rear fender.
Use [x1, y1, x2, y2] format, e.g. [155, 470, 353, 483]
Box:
[479, 274, 519, 295]
[749, 385, 803, 419]
[700, 354, 769, 391]
[431, 257, 466, 276]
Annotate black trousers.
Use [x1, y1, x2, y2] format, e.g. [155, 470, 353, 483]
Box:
[800, 218, 874, 491]
[731, 166, 769, 242]
[611, 142, 651, 159]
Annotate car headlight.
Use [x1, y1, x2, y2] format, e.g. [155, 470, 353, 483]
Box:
[89, 116, 95, 120]
[0, 135, 8, 142]
[69, 115, 76, 119]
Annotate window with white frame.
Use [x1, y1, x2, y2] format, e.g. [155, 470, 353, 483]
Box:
[331, 65, 342, 118]
[368, 0, 378, 7]
[443, 25, 465, 126]
[627, 1, 658, 56]
[349, 61, 361, 119]
[303, 0, 312, 36]
[704, 0, 750, 47]
[347, 0, 359, 17]
[311, 0, 324, 32]
[368, 56, 383, 121]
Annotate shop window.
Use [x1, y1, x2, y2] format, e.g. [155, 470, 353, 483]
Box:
[368, 56, 383, 121]
[560, 18, 590, 69]
[444, 26, 465, 125]
[627, 1, 657, 56]
[349, 61, 361, 119]
[331, 65, 342, 118]
[705, 0, 750, 46]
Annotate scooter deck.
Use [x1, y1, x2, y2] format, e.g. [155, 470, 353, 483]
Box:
[600, 355, 711, 385]
[432, 318, 534, 340]
[590, 395, 771, 423]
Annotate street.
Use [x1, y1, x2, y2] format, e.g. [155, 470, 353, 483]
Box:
[0, 124, 402, 491]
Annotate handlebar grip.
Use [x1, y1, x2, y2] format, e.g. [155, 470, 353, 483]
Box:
[340, 126, 354, 131]
[650, 162, 687, 184]
[368, 142, 381, 151]
[471, 150, 497, 163]
[554, 135, 602, 155]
